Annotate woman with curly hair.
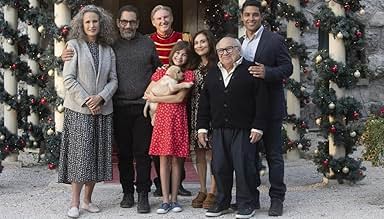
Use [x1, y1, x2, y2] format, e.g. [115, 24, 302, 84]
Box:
[57, 5, 118, 218]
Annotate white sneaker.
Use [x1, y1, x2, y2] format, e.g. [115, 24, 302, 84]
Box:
[81, 203, 100, 213]
[67, 207, 79, 218]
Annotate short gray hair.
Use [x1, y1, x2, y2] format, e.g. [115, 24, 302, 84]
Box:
[150, 5, 173, 20]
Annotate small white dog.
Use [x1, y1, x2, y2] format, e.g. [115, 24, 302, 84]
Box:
[143, 65, 193, 125]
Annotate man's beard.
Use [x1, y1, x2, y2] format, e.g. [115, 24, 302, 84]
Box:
[120, 30, 136, 40]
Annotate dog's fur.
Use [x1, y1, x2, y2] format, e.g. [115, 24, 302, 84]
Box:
[143, 65, 193, 125]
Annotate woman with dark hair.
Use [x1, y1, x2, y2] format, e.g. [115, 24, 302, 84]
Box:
[57, 5, 118, 218]
[144, 41, 194, 214]
[189, 30, 218, 209]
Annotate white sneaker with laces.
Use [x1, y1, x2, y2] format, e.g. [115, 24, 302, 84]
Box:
[81, 203, 100, 213]
[67, 207, 79, 218]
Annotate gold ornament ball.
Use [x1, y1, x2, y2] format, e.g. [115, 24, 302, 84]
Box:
[29, 136, 35, 141]
[261, 0, 268, 7]
[300, 87, 306, 92]
[6, 106, 12, 111]
[47, 128, 54, 136]
[354, 70, 361, 78]
[38, 25, 45, 33]
[314, 149, 319, 154]
[342, 166, 349, 174]
[48, 69, 54, 76]
[297, 143, 303, 150]
[0, 134, 5, 141]
[350, 131, 357, 137]
[359, 9, 365, 16]
[33, 141, 38, 147]
[316, 118, 322, 126]
[259, 169, 266, 176]
[57, 105, 65, 113]
[7, 38, 13, 44]
[315, 55, 322, 63]
[336, 32, 343, 39]
[328, 102, 336, 110]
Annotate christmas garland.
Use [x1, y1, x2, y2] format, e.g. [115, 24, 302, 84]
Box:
[314, 6, 365, 49]
[312, 1, 366, 183]
[276, 2, 310, 33]
[283, 114, 311, 152]
[283, 78, 310, 106]
[285, 38, 309, 69]
[313, 50, 364, 89]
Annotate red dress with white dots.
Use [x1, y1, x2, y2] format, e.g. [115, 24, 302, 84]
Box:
[149, 68, 195, 158]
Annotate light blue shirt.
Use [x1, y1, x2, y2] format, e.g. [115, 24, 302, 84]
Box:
[241, 25, 264, 61]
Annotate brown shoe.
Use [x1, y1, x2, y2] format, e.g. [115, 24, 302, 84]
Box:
[192, 192, 207, 208]
[203, 193, 216, 209]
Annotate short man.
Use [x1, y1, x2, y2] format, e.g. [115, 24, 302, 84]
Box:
[239, 0, 293, 216]
[198, 36, 268, 219]
[62, 5, 162, 213]
[149, 4, 192, 197]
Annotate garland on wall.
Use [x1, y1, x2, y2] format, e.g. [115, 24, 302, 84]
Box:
[311, 0, 367, 183]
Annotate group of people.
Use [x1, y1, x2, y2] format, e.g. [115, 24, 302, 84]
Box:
[57, 1, 292, 219]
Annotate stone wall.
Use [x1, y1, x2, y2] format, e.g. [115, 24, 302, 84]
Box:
[299, 0, 384, 127]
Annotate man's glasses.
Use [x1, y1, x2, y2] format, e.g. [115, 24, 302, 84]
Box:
[119, 19, 137, 26]
[216, 46, 239, 55]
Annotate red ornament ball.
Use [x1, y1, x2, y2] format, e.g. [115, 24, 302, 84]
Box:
[61, 26, 69, 37]
[353, 111, 359, 120]
[40, 97, 47, 105]
[331, 65, 338, 73]
[223, 12, 231, 21]
[11, 63, 17, 70]
[355, 31, 363, 38]
[314, 20, 321, 28]
[3, 145, 11, 153]
[344, 4, 351, 11]
[30, 98, 36, 104]
[322, 159, 329, 167]
[48, 163, 56, 170]
[295, 21, 300, 27]
[329, 125, 337, 134]
[379, 107, 384, 116]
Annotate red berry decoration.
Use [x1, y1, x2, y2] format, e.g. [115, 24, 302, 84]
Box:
[295, 21, 300, 27]
[314, 19, 321, 28]
[329, 125, 337, 134]
[3, 145, 11, 153]
[30, 98, 36, 104]
[48, 163, 56, 170]
[300, 121, 307, 129]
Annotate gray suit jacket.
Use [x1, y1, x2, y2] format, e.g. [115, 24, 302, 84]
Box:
[63, 39, 118, 115]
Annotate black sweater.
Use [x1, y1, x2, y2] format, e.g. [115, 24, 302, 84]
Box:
[197, 59, 268, 131]
[112, 33, 162, 106]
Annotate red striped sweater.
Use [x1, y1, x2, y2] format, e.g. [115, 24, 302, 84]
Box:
[150, 31, 182, 65]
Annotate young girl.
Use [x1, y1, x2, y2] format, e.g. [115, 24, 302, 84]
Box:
[144, 41, 194, 214]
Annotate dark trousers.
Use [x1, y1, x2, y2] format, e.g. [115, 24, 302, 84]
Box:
[153, 156, 186, 187]
[211, 128, 260, 210]
[262, 120, 286, 201]
[114, 105, 152, 194]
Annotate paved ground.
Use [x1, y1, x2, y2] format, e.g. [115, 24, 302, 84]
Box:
[1, 155, 384, 219]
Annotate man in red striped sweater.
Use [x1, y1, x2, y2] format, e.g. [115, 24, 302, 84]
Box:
[149, 5, 192, 197]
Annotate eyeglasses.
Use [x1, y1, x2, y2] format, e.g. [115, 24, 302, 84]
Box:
[216, 46, 239, 55]
[119, 19, 137, 26]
